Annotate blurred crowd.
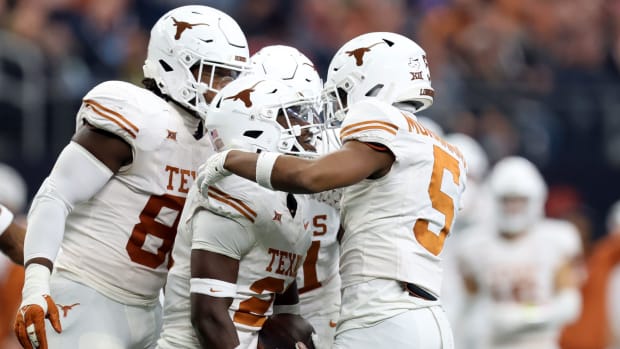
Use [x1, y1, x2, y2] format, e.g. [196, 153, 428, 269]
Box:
[2, 0, 620, 244]
[1, 0, 620, 347]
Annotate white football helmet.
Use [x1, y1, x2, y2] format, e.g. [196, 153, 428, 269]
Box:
[323, 32, 434, 127]
[207, 75, 323, 157]
[445, 133, 489, 181]
[250, 45, 323, 105]
[488, 156, 548, 235]
[143, 5, 250, 120]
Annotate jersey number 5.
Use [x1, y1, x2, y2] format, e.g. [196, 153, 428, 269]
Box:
[126, 194, 185, 269]
[413, 145, 461, 256]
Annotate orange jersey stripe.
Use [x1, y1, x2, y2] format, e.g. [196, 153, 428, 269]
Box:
[340, 120, 398, 135]
[208, 186, 257, 217]
[340, 125, 398, 140]
[207, 188, 256, 223]
[84, 99, 139, 132]
[86, 103, 137, 139]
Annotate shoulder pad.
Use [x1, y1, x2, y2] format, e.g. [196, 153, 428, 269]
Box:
[537, 219, 583, 258]
[202, 177, 261, 224]
[77, 81, 170, 151]
[340, 99, 406, 146]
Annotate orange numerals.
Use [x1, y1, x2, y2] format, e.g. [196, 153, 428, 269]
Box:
[413, 145, 461, 256]
[126, 194, 185, 269]
[234, 277, 285, 327]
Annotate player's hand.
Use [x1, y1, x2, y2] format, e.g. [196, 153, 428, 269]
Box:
[14, 294, 62, 349]
[14, 263, 62, 349]
[197, 149, 233, 194]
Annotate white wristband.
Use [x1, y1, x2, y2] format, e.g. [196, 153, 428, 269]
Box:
[190, 278, 237, 298]
[0, 203, 14, 236]
[273, 303, 301, 315]
[256, 152, 280, 190]
[22, 263, 52, 300]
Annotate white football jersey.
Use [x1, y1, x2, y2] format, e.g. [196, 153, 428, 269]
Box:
[458, 218, 582, 347]
[297, 197, 341, 349]
[53, 81, 213, 306]
[338, 99, 467, 297]
[297, 198, 340, 296]
[158, 177, 313, 348]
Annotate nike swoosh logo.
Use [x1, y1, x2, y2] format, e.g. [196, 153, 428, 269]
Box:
[210, 288, 220, 292]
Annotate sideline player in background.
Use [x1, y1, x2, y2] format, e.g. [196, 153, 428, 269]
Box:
[0, 163, 28, 265]
[458, 156, 582, 349]
[13, 5, 250, 349]
[198, 32, 466, 349]
[0, 163, 28, 349]
[439, 133, 491, 348]
[249, 44, 341, 349]
[559, 200, 620, 349]
[157, 75, 320, 349]
[0, 204, 25, 266]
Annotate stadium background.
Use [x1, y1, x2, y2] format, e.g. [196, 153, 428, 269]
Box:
[1, 0, 619, 273]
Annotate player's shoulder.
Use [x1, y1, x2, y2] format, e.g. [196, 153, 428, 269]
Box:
[533, 218, 582, 256]
[78, 80, 172, 151]
[203, 176, 273, 225]
[340, 98, 409, 145]
[342, 99, 406, 131]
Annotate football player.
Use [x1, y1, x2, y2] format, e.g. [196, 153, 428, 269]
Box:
[250, 44, 341, 349]
[438, 133, 491, 348]
[14, 5, 250, 349]
[458, 157, 582, 349]
[0, 203, 25, 265]
[0, 163, 28, 265]
[0, 164, 28, 349]
[156, 75, 320, 349]
[198, 32, 466, 348]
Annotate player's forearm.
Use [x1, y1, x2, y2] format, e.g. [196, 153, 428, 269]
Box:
[225, 150, 321, 193]
[0, 222, 25, 265]
[192, 309, 239, 349]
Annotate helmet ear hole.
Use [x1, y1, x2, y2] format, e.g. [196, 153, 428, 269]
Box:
[365, 84, 384, 97]
[243, 130, 263, 139]
[159, 60, 173, 72]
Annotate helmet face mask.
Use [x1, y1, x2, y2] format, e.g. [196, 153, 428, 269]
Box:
[207, 76, 324, 158]
[143, 5, 250, 120]
[323, 32, 434, 127]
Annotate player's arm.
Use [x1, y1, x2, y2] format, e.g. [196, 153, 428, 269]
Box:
[190, 249, 240, 349]
[189, 209, 252, 349]
[0, 204, 25, 265]
[491, 257, 582, 338]
[15, 122, 131, 349]
[219, 140, 393, 193]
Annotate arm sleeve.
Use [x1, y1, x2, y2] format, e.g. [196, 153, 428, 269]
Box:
[24, 142, 113, 262]
[191, 209, 254, 260]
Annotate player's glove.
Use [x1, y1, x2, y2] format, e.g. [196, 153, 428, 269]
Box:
[14, 264, 62, 349]
[197, 149, 233, 195]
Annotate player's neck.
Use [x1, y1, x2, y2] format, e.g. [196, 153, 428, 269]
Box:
[169, 102, 204, 138]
